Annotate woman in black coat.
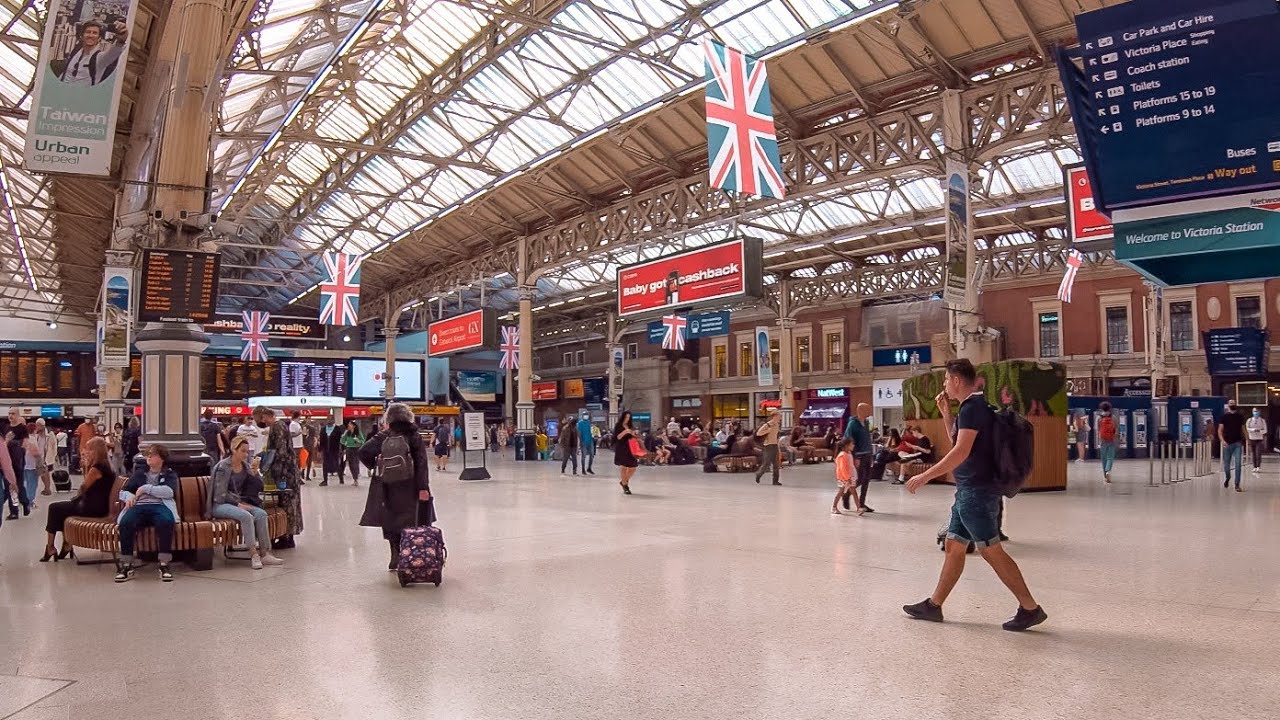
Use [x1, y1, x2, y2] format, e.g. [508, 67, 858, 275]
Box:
[321, 422, 344, 484]
[358, 403, 435, 570]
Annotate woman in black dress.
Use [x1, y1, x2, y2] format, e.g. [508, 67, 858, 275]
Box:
[41, 436, 114, 561]
[612, 411, 638, 495]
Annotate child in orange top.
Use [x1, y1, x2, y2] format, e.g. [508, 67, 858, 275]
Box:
[833, 438, 862, 515]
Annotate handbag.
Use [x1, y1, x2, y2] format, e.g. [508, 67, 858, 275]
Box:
[628, 437, 645, 457]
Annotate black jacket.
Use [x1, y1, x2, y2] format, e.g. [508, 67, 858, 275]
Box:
[357, 421, 435, 535]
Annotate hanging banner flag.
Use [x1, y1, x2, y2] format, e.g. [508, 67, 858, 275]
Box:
[755, 326, 774, 387]
[611, 345, 625, 395]
[1057, 250, 1084, 303]
[319, 252, 365, 326]
[660, 314, 687, 351]
[239, 311, 270, 362]
[100, 266, 131, 368]
[24, 0, 140, 175]
[942, 159, 972, 310]
[704, 40, 786, 199]
[499, 326, 520, 370]
[1064, 164, 1113, 243]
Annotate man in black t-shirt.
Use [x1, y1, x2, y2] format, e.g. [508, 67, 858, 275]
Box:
[1218, 401, 1246, 491]
[900, 359, 1047, 632]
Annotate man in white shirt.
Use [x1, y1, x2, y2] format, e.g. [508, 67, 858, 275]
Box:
[55, 429, 69, 467]
[289, 411, 305, 467]
[1247, 408, 1268, 474]
[666, 417, 681, 436]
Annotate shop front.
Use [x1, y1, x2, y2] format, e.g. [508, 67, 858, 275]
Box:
[669, 396, 703, 429]
[754, 391, 779, 428]
[798, 387, 849, 432]
[711, 393, 750, 430]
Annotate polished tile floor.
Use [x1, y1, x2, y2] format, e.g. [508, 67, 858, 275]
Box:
[2, 453, 1279, 719]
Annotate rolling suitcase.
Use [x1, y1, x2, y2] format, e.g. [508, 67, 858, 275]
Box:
[52, 469, 72, 493]
[397, 524, 446, 587]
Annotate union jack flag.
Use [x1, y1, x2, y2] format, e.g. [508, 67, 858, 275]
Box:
[661, 314, 687, 351]
[240, 310, 270, 362]
[499, 326, 520, 370]
[704, 40, 786, 200]
[1057, 249, 1084, 303]
[319, 252, 365, 326]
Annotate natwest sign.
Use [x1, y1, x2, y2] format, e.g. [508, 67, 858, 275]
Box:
[428, 309, 494, 356]
[616, 238, 763, 318]
[1065, 164, 1113, 243]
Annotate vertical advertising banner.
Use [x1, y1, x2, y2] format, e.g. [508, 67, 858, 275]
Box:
[943, 160, 971, 310]
[100, 266, 130, 367]
[611, 346, 625, 396]
[25, 0, 140, 175]
[755, 326, 773, 387]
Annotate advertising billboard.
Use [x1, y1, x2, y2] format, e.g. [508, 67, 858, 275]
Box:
[531, 381, 558, 401]
[457, 370, 498, 402]
[1064, 164, 1113, 243]
[348, 358, 424, 402]
[563, 378, 584, 399]
[616, 238, 763, 318]
[428, 309, 495, 356]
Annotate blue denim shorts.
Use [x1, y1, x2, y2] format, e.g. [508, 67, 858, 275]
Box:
[946, 485, 1004, 547]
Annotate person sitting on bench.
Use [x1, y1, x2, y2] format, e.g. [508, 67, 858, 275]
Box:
[114, 444, 180, 583]
[889, 429, 935, 483]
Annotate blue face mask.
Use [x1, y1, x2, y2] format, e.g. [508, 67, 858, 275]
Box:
[1253, 411, 1261, 418]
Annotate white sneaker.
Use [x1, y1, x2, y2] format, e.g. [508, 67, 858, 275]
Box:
[1252, 468, 1260, 474]
[260, 554, 284, 566]
[251, 555, 263, 570]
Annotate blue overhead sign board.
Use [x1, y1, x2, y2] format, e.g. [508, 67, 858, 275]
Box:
[872, 346, 931, 368]
[646, 310, 732, 343]
[1064, 0, 1280, 211]
[1203, 328, 1269, 376]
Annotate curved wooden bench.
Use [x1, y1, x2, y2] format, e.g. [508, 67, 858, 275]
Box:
[713, 454, 759, 472]
[64, 475, 289, 570]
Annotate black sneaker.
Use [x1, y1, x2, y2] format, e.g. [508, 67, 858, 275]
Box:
[114, 562, 135, 583]
[1224, 479, 1229, 488]
[862, 506, 875, 513]
[159, 564, 174, 582]
[903, 598, 944, 622]
[319, 480, 328, 487]
[1002, 605, 1047, 632]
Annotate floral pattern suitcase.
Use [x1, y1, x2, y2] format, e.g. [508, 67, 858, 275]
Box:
[397, 525, 446, 587]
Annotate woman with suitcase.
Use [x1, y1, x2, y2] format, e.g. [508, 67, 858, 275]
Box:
[41, 437, 115, 562]
[358, 403, 438, 581]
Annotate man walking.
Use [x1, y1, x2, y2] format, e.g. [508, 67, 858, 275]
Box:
[754, 408, 782, 486]
[577, 414, 596, 475]
[1247, 408, 1267, 475]
[199, 410, 226, 466]
[902, 359, 1046, 631]
[1219, 400, 1246, 491]
[842, 402, 874, 512]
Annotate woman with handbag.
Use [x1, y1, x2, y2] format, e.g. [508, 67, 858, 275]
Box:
[40, 436, 114, 562]
[612, 411, 640, 495]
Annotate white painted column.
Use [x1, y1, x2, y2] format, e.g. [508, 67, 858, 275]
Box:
[383, 327, 398, 402]
[516, 284, 535, 434]
[134, 323, 210, 475]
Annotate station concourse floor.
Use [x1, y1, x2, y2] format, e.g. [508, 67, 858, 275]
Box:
[1, 454, 1279, 719]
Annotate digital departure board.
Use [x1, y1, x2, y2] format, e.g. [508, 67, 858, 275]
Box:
[201, 358, 280, 399]
[280, 360, 348, 397]
[138, 249, 221, 323]
[0, 351, 94, 398]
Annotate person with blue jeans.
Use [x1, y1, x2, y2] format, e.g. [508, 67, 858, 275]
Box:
[115, 444, 180, 582]
[577, 416, 596, 475]
[208, 435, 284, 570]
[1097, 401, 1117, 484]
[902, 359, 1046, 631]
[1218, 400, 1246, 492]
[4, 421, 31, 518]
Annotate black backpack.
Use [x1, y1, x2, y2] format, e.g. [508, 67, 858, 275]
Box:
[990, 407, 1034, 498]
[377, 433, 414, 484]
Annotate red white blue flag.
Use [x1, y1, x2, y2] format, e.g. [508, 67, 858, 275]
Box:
[1057, 249, 1084, 303]
[499, 326, 520, 370]
[704, 40, 786, 200]
[319, 252, 365, 326]
[240, 310, 270, 362]
[661, 314, 687, 351]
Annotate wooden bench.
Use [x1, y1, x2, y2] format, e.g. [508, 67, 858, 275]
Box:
[713, 454, 759, 472]
[63, 475, 290, 571]
[799, 436, 835, 463]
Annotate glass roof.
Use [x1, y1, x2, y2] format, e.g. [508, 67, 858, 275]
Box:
[214, 0, 891, 305]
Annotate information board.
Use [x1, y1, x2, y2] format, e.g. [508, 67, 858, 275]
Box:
[0, 351, 94, 398]
[1203, 327, 1269, 376]
[1069, 0, 1280, 210]
[349, 358, 424, 402]
[138, 249, 221, 323]
[280, 360, 348, 397]
[201, 358, 280, 399]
